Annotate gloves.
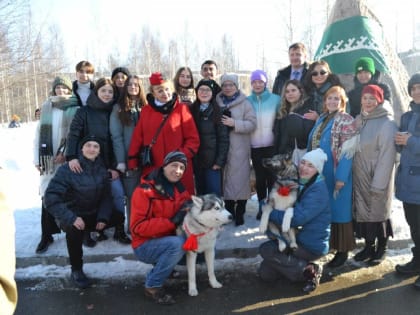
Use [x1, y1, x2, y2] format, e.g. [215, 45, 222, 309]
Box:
[171, 210, 187, 227]
[116, 162, 126, 173]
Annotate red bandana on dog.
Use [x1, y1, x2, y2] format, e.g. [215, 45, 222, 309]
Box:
[278, 186, 291, 196]
[182, 223, 212, 251]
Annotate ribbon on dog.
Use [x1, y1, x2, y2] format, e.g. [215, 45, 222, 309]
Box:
[278, 186, 291, 196]
[182, 223, 211, 251]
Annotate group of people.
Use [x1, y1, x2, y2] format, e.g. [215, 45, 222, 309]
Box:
[32, 42, 420, 304]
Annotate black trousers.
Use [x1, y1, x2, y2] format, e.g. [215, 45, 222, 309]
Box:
[403, 202, 420, 262]
[251, 146, 276, 201]
[41, 199, 61, 236]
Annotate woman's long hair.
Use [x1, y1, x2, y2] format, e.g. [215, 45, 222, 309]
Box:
[277, 80, 306, 119]
[118, 75, 147, 125]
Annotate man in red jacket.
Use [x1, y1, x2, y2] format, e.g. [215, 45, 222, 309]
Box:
[131, 151, 191, 305]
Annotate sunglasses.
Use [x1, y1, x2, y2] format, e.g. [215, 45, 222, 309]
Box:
[311, 70, 328, 77]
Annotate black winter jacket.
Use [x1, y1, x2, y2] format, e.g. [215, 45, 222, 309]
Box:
[44, 155, 112, 227]
[190, 102, 230, 169]
[66, 93, 115, 168]
[347, 70, 391, 118]
[272, 63, 309, 96]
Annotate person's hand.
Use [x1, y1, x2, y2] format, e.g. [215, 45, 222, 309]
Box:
[221, 115, 235, 128]
[96, 222, 106, 231]
[303, 110, 319, 121]
[73, 217, 85, 230]
[116, 162, 126, 173]
[109, 169, 120, 180]
[171, 210, 187, 227]
[212, 164, 221, 170]
[333, 180, 345, 199]
[54, 153, 66, 164]
[395, 131, 411, 146]
[69, 159, 83, 173]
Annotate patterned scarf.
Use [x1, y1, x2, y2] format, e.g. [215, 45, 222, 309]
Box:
[38, 95, 79, 174]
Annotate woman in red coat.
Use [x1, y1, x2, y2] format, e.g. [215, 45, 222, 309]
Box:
[127, 72, 199, 194]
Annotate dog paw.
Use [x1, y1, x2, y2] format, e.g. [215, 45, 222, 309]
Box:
[278, 242, 287, 252]
[259, 224, 267, 234]
[290, 242, 298, 249]
[188, 288, 198, 296]
[210, 279, 222, 289]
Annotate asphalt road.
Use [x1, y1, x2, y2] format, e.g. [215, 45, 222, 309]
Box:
[15, 259, 420, 315]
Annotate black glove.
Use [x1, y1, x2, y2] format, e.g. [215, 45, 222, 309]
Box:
[171, 210, 187, 227]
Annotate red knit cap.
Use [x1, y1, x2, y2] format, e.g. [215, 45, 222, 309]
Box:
[149, 72, 166, 85]
[362, 84, 384, 104]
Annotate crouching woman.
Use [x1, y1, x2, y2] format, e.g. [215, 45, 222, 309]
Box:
[44, 135, 112, 289]
[130, 151, 191, 305]
[258, 148, 331, 293]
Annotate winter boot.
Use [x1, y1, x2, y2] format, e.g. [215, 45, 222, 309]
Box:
[396, 259, 420, 275]
[71, 269, 91, 289]
[327, 251, 348, 268]
[369, 237, 388, 265]
[35, 234, 54, 254]
[354, 243, 375, 262]
[82, 231, 96, 248]
[96, 230, 108, 241]
[224, 200, 236, 220]
[114, 224, 131, 244]
[302, 262, 323, 293]
[235, 200, 247, 226]
[256, 200, 264, 220]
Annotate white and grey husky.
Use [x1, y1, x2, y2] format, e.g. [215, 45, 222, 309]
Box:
[259, 153, 299, 252]
[177, 194, 232, 296]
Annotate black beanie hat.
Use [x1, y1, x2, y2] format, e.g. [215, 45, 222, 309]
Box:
[163, 151, 187, 167]
[111, 67, 130, 79]
[408, 73, 420, 96]
[80, 135, 102, 150]
[195, 79, 218, 94]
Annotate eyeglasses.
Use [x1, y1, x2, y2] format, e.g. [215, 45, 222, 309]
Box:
[222, 83, 235, 88]
[311, 70, 328, 77]
[198, 87, 212, 93]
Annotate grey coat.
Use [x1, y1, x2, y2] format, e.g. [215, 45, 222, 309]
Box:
[353, 104, 397, 222]
[216, 92, 257, 200]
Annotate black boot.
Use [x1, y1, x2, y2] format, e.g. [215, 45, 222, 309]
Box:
[96, 230, 108, 241]
[369, 237, 388, 265]
[327, 251, 348, 268]
[114, 224, 131, 244]
[235, 200, 247, 226]
[354, 243, 375, 262]
[302, 262, 323, 293]
[83, 231, 96, 248]
[35, 235, 54, 254]
[396, 259, 420, 275]
[256, 200, 264, 220]
[71, 269, 91, 289]
[224, 200, 236, 220]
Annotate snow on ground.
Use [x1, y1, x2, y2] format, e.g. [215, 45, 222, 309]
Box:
[1, 123, 413, 281]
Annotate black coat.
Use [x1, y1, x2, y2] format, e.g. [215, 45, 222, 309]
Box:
[44, 155, 112, 227]
[272, 63, 309, 96]
[347, 71, 391, 118]
[66, 93, 115, 168]
[191, 102, 230, 169]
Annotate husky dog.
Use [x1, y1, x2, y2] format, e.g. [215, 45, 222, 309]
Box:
[259, 153, 299, 252]
[177, 194, 232, 296]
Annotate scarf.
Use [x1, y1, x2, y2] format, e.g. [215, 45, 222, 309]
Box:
[38, 95, 79, 174]
[309, 111, 337, 151]
[221, 91, 240, 106]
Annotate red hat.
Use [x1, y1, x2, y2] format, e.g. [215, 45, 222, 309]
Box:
[362, 84, 384, 104]
[149, 72, 166, 85]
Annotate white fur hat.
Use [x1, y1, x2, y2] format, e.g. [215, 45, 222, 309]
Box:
[301, 148, 328, 174]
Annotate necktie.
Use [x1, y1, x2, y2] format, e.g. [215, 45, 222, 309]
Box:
[292, 71, 300, 80]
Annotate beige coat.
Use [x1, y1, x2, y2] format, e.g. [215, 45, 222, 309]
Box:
[353, 104, 397, 222]
[216, 92, 256, 200]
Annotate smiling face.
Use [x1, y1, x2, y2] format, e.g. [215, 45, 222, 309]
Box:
[163, 161, 185, 183]
[54, 84, 71, 96]
[356, 70, 372, 84]
[221, 81, 238, 97]
[299, 159, 318, 180]
[178, 69, 192, 88]
[127, 77, 140, 97]
[76, 66, 94, 84]
[325, 91, 341, 113]
[113, 72, 127, 88]
[251, 79, 265, 95]
[97, 84, 114, 103]
[151, 83, 172, 103]
[82, 141, 100, 161]
[284, 82, 302, 104]
[201, 64, 217, 80]
[361, 93, 379, 113]
[197, 85, 213, 103]
[311, 64, 329, 87]
[289, 47, 306, 69]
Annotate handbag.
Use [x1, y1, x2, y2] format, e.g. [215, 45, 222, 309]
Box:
[291, 139, 306, 167]
[139, 112, 171, 167]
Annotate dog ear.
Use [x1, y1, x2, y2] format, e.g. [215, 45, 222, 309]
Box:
[191, 195, 203, 208]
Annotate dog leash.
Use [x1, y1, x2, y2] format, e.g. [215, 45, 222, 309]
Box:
[182, 222, 212, 251]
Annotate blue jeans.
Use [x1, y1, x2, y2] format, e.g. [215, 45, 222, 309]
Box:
[133, 235, 185, 288]
[195, 168, 222, 196]
[111, 178, 125, 214]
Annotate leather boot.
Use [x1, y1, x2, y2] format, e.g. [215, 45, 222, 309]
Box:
[369, 237, 388, 265]
[82, 231, 96, 248]
[302, 262, 323, 293]
[235, 200, 247, 226]
[256, 200, 264, 220]
[35, 235, 54, 254]
[114, 224, 131, 244]
[354, 243, 375, 262]
[327, 251, 348, 268]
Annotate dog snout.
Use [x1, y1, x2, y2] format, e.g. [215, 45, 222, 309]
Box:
[227, 214, 233, 221]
